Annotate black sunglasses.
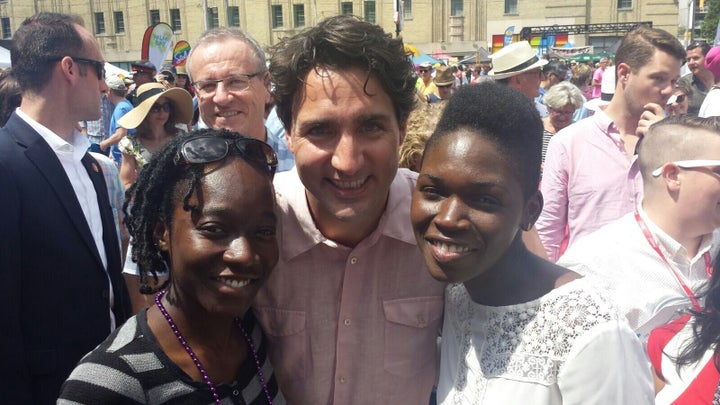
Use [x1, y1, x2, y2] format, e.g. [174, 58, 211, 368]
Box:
[175, 135, 278, 177]
[675, 94, 686, 103]
[150, 102, 172, 113]
[72, 57, 105, 79]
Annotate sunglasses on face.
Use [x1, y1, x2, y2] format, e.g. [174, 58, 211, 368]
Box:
[174, 135, 278, 178]
[50, 56, 106, 79]
[419, 69, 430, 73]
[150, 102, 172, 113]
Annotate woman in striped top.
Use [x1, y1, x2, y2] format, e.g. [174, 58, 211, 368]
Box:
[59, 129, 285, 404]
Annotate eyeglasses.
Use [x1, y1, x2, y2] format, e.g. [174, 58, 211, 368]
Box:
[192, 72, 263, 96]
[175, 135, 278, 178]
[150, 102, 172, 113]
[73, 57, 105, 79]
[49, 56, 105, 79]
[652, 159, 720, 177]
[418, 69, 430, 73]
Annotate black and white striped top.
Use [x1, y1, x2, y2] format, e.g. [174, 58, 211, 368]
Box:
[58, 309, 284, 404]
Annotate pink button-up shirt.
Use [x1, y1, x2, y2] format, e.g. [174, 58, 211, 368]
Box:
[254, 168, 445, 405]
[537, 110, 643, 262]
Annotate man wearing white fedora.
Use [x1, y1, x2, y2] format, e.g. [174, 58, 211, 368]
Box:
[537, 27, 686, 262]
[489, 41, 548, 99]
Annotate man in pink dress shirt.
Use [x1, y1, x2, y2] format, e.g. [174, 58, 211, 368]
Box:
[253, 15, 445, 404]
[537, 27, 685, 262]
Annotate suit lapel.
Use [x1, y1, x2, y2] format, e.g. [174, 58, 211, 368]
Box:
[9, 115, 104, 268]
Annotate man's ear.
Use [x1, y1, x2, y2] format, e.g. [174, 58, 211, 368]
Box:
[615, 63, 631, 86]
[398, 122, 407, 146]
[661, 163, 682, 192]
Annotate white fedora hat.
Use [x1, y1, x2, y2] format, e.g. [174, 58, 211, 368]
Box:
[488, 41, 548, 79]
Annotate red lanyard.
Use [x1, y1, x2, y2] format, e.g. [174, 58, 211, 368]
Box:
[635, 211, 712, 311]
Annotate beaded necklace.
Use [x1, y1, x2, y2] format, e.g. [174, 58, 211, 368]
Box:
[155, 291, 273, 404]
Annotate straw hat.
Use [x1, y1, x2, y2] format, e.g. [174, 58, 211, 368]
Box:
[118, 83, 193, 129]
[433, 66, 455, 86]
[488, 41, 548, 80]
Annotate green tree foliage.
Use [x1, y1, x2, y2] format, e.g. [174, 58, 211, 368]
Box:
[701, 0, 720, 41]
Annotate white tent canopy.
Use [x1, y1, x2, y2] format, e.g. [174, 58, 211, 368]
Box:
[0, 46, 10, 69]
[104, 62, 130, 79]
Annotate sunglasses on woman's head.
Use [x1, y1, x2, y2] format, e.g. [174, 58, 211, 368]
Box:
[150, 102, 172, 113]
[174, 135, 278, 178]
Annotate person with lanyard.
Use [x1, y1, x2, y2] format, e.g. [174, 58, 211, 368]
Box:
[59, 129, 285, 404]
[558, 114, 720, 343]
[648, 252, 720, 403]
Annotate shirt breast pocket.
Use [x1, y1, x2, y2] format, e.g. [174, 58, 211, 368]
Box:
[383, 296, 444, 377]
[253, 306, 307, 382]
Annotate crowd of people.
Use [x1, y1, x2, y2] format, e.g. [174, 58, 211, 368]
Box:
[3, 10, 720, 405]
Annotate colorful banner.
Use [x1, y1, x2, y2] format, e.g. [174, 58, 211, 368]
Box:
[550, 45, 593, 58]
[172, 40, 191, 67]
[503, 26, 515, 46]
[141, 23, 174, 72]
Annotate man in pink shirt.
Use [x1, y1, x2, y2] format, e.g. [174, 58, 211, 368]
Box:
[537, 27, 685, 262]
[591, 57, 609, 99]
[253, 15, 445, 404]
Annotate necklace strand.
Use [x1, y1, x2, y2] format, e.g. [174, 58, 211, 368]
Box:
[155, 291, 273, 404]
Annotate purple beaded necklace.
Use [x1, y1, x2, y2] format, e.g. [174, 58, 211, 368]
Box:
[155, 290, 273, 404]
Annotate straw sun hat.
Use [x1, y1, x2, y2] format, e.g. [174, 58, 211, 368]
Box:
[118, 83, 194, 129]
[488, 41, 548, 80]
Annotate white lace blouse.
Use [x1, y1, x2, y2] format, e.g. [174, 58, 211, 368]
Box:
[437, 278, 654, 405]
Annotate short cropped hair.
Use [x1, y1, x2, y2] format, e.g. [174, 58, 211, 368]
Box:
[269, 15, 416, 131]
[543, 82, 584, 110]
[187, 27, 266, 82]
[426, 81, 543, 197]
[12, 12, 86, 94]
[615, 27, 685, 73]
[639, 114, 720, 185]
[543, 60, 568, 79]
[687, 41, 711, 56]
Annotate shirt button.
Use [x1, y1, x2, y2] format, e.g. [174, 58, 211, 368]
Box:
[350, 257, 358, 264]
[417, 314, 426, 326]
[232, 389, 240, 396]
[339, 376, 347, 384]
[344, 318, 351, 326]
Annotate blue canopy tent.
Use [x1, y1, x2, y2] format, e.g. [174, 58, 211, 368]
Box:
[411, 52, 440, 66]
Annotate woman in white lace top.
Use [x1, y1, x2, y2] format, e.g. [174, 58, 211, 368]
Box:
[410, 82, 654, 404]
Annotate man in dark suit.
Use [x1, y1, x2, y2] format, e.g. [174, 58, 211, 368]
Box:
[0, 13, 130, 403]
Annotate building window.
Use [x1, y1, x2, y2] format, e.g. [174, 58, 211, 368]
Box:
[450, 0, 463, 16]
[150, 9, 160, 26]
[504, 0, 517, 14]
[94, 12, 105, 34]
[114, 11, 125, 33]
[207, 7, 219, 28]
[618, 0, 632, 9]
[272, 5, 283, 28]
[293, 4, 305, 28]
[1, 18, 10, 39]
[228, 6, 240, 27]
[341, 2, 353, 14]
[170, 9, 181, 31]
[404, 0, 412, 18]
[364, 1, 376, 24]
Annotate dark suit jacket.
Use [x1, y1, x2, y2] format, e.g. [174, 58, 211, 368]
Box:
[0, 113, 131, 403]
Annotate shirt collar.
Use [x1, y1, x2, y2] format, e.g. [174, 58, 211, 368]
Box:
[637, 203, 714, 264]
[277, 168, 417, 259]
[15, 107, 89, 161]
